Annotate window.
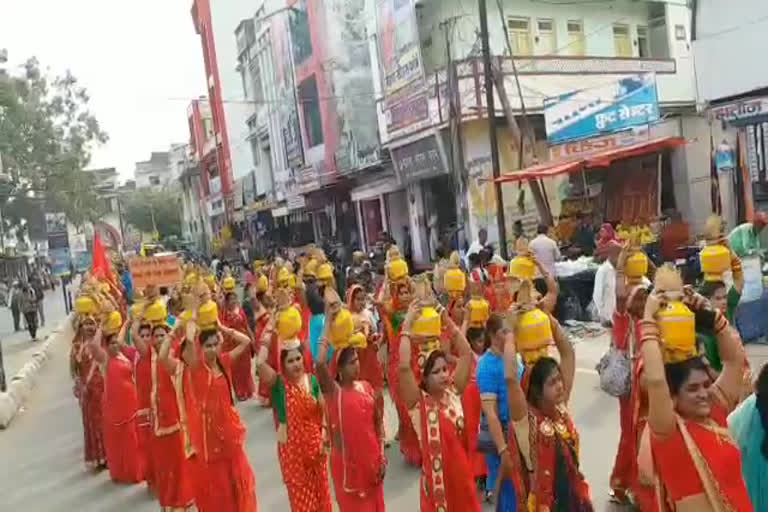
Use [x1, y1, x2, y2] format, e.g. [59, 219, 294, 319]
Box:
[567, 21, 585, 56]
[299, 76, 323, 147]
[250, 60, 263, 103]
[637, 26, 650, 58]
[290, 1, 312, 64]
[506, 17, 532, 55]
[249, 137, 260, 167]
[613, 24, 632, 57]
[536, 19, 557, 55]
[149, 176, 160, 186]
[202, 118, 214, 139]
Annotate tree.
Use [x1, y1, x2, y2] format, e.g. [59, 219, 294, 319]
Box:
[121, 189, 182, 239]
[0, 54, 108, 228]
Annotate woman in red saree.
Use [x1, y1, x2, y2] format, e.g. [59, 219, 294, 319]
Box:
[255, 333, 332, 512]
[378, 279, 421, 466]
[71, 296, 107, 470]
[253, 292, 274, 406]
[504, 310, 594, 511]
[462, 326, 488, 484]
[485, 266, 512, 313]
[640, 286, 753, 511]
[347, 284, 384, 394]
[220, 290, 256, 401]
[87, 311, 145, 483]
[138, 301, 203, 511]
[132, 318, 155, 490]
[165, 317, 257, 512]
[399, 301, 481, 512]
[316, 329, 386, 511]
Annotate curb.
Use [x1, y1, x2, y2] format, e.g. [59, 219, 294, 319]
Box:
[0, 313, 74, 428]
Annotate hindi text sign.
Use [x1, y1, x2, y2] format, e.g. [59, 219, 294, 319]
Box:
[129, 255, 183, 289]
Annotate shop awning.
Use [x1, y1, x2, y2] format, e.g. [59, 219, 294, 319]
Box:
[494, 136, 686, 184]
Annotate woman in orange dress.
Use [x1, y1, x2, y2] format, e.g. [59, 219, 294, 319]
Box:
[640, 286, 753, 511]
[253, 292, 274, 406]
[398, 301, 481, 512]
[379, 279, 421, 466]
[220, 290, 256, 401]
[132, 318, 156, 490]
[255, 320, 332, 512]
[164, 316, 258, 512]
[71, 297, 107, 470]
[463, 326, 489, 485]
[316, 328, 386, 511]
[87, 312, 145, 483]
[138, 301, 203, 511]
[485, 266, 512, 314]
[504, 309, 594, 511]
[347, 284, 384, 394]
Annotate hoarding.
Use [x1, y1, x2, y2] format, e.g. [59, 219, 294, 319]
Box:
[128, 254, 183, 289]
[544, 73, 660, 144]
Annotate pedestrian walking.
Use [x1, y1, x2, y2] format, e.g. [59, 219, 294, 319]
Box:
[32, 277, 45, 327]
[10, 281, 22, 332]
[21, 283, 38, 341]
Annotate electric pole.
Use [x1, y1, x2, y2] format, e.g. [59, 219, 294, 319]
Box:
[478, 0, 508, 259]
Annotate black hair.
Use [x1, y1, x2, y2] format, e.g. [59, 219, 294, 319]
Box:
[537, 223, 548, 235]
[280, 344, 304, 368]
[335, 346, 358, 382]
[225, 291, 237, 301]
[199, 328, 218, 345]
[533, 277, 548, 297]
[420, 349, 448, 392]
[467, 327, 488, 351]
[256, 291, 266, 303]
[526, 357, 560, 408]
[138, 323, 151, 333]
[243, 282, 252, 293]
[699, 280, 726, 299]
[484, 313, 506, 348]
[664, 357, 710, 395]
[755, 363, 768, 459]
[468, 253, 481, 266]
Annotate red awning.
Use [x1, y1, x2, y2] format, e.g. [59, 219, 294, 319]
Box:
[495, 136, 686, 184]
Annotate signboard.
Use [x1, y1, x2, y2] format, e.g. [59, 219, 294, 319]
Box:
[70, 233, 87, 253]
[129, 254, 183, 289]
[544, 73, 660, 144]
[710, 96, 768, 123]
[391, 134, 447, 184]
[384, 82, 429, 132]
[50, 247, 72, 276]
[376, 0, 424, 96]
[548, 126, 651, 161]
[73, 251, 92, 272]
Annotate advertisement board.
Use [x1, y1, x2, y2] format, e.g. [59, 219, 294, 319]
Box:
[50, 247, 72, 276]
[129, 254, 183, 289]
[544, 73, 660, 144]
[391, 134, 448, 184]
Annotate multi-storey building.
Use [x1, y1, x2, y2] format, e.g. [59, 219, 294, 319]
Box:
[184, 98, 216, 252]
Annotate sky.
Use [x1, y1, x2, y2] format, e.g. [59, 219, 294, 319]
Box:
[0, 0, 207, 181]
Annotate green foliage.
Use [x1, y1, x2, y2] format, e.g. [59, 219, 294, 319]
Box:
[0, 55, 108, 227]
[121, 189, 182, 239]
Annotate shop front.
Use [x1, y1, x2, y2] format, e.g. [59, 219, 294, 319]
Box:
[350, 171, 404, 252]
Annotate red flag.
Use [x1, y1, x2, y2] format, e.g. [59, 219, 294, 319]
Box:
[92, 233, 114, 282]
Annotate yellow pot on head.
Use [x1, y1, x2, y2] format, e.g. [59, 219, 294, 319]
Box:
[304, 259, 318, 278]
[508, 255, 536, 281]
[468, 298, 490, 328]
[444, 268, 466, 297]
[75, 296, 99, 315]
[316, 263, 334, 285]
[412, 307, 442, 338]
[625, 252, 648, 281]
[657, 300, 696, 361]
[222, 276, 236, 292]
[103, 310, 123, 336]
[144, 301, 168, 326]
[256, 275, 269, 293]
[700, 244, 731, 282]
[197, 300, 219, 330]
[329, 308, 354, 349]
[348, 331, 367, 348]
[277, 267, 292, 287]
[387, 258, 409, 282]
[515, 308, 553, 365]
[277, 306, 302, 341]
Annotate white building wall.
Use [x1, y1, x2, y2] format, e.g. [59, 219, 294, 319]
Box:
[210, 2, 257, 182]
[693, 0, 768, 103]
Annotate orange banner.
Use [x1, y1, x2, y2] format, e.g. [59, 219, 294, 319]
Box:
[129, 254, 182, 289]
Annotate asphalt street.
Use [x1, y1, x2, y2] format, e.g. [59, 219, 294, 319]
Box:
[0, 330, 629, 512]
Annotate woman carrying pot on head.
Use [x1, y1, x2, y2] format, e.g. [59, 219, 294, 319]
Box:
[219, 276, 256, 401]
[399, 300, 481, 512]
[346, 284, 384, 397]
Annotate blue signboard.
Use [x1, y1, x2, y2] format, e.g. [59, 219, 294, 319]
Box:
[73, 251, 92, 272]
[50, 247, 72, 276]
[544, 73, 660, 144]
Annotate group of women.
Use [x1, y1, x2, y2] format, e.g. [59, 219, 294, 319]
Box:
[68, 234, 767, 512]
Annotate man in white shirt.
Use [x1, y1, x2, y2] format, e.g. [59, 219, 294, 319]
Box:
[529, 224, 561, 278]
[592, 242, 621, 325]
[466, 228, 488, 265]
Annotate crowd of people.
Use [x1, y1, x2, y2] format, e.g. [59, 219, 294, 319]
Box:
[65, 217, 768, 512]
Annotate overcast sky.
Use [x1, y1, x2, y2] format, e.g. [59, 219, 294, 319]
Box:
[0, 0, 206, 180]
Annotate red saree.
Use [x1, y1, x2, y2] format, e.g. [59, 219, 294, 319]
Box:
[328, 381, 386, 512]
[460, 354, 487, 479]
[254, 313, 272, 404]
[411, 388, 481, 512]
[276, 374, 332, 512]
[192, 353, 258, 512]
[103, 349, 145, 483]
[382, 312, 422, 467]
[220, 306, 255, 401]
[72, 336, 106, 468]
[651, 398, 753, 512]
[135, 349, 154, 488]
[609, 312, 638, 494]
[150, 346, 203, 509]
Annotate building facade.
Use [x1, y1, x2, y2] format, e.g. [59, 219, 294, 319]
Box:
[185, 98, 216, 252]
[134, 152, 172, 190]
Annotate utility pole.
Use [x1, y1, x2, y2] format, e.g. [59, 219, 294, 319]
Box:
[478, 0, 508, 259]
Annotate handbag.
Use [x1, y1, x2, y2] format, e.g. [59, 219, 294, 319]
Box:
[596, 320, 632, 397]
[476, 422, 509, 454]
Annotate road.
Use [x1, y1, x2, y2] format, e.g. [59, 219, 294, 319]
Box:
[0, 327, 633, 512]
